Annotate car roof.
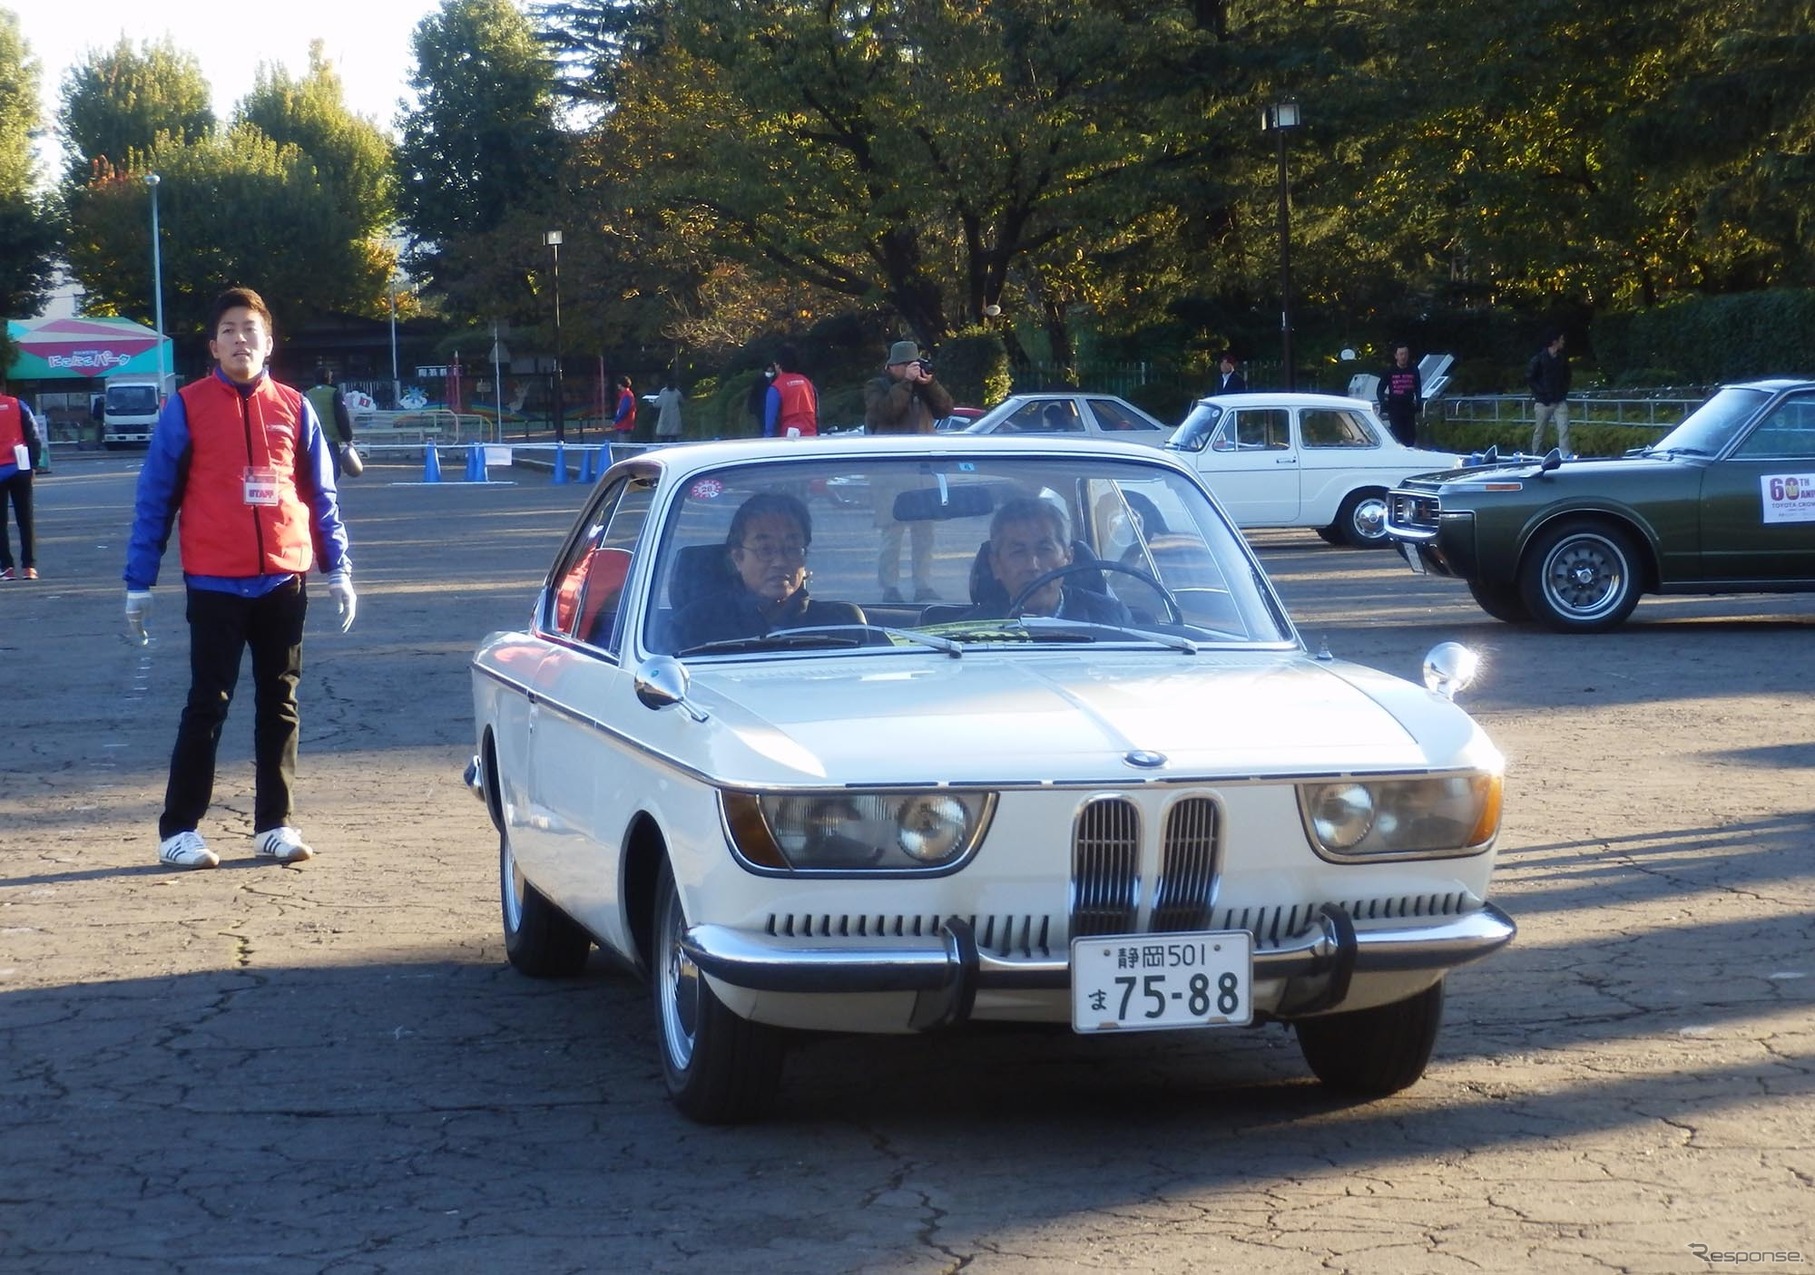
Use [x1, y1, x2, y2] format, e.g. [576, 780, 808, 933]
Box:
[1725, 378, 1815, 392]
[1190, 392, 1377, 410]
[613, 433, 1187, 481]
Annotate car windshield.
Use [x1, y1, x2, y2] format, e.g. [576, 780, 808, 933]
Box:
[1165, 401, 1225, 453]
[106, 385, 159, 413]
[643, 452, 1293, 657]
[1650, 387, 1773, 456]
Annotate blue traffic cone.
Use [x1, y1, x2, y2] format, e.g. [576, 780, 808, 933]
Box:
[580, 447, 596, 483]
[551, 441, 567, 484]
[475, 444, 490, 483]
[423, 442, 442, 482]
[465, 443, 480, 482]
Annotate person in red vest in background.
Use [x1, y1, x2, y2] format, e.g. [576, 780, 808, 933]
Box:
[764, 345, 819, 438]
[0, 376, 44, 580]
[612, 375, 637, 438]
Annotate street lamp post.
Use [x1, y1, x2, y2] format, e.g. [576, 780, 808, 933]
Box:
[388, 275, 401, 408]
[146, 174, 167, 392]
[544, 230, 565, 442]
[1262, 100, 1301, 391]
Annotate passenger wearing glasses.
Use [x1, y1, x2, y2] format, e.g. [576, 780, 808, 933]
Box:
[668, 492, 861, 650]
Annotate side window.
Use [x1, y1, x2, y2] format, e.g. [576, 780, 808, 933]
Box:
[1301, 409, 1379, 449]
[544, 478, 654, 651]
[1014, 400, 1084, 434]
[1089, 399, 1161, 434]
[1732, 394, 1815, 459]
[1217, 409, 1289, 451]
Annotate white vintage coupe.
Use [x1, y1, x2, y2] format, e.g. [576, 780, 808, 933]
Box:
[468, 436, 1514, 1122]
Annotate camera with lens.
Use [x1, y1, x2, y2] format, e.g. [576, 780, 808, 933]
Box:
[915, 357, 934, 375]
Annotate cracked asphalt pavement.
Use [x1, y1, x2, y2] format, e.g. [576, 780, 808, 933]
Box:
[3, 458, 1811, 1273]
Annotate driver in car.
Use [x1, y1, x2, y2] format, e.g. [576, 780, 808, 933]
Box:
[965, 496, 1133, 625]
[668, 492, 860, 651]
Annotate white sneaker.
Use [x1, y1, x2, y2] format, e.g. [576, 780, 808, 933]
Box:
[159, 830, 219, 869]
[254, 826, 315, 862]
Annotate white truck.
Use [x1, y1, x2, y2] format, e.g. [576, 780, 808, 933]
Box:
[101, 374, 177, 447]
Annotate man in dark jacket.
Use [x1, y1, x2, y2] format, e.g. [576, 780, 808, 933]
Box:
[1527, 330, 1572, 455]
[1377, 343, 1423, 447]
[864, 341, 953, 602]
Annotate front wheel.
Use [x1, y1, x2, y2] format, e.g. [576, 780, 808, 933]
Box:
[500, 827, 592, 978]
[1295, 980, 1445, 1096]
[1467, 578, 1531, 624]
[653, 861, 785, 1123]
[1519, 521, 1642, 632]
[1334, 488, 1392, 548]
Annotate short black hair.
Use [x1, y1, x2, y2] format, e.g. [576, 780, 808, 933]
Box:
[775, 344, 801, 373]
[728, 491, 812, 548]
[208, 286, 273, 338]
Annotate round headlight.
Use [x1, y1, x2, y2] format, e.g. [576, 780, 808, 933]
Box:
[1310, 783, 1375, 850]
[897, 795, 969, 864]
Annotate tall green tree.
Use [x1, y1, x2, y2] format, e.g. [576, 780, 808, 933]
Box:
[64, 128, 392, 339]
[591, 0, 1215, 358]
[396, 0, 566, 291]
[0, 7, 59, 321]
[236, 42, 397, 239]
[57, 37, 214, 183]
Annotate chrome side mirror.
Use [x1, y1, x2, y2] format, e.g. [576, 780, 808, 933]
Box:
[635, 656, 708, 721]
[1422, 642, 1481, 701]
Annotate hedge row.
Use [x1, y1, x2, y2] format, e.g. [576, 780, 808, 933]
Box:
[1594, 289, 1815, 384]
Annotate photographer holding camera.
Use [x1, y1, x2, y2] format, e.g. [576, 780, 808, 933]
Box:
[864, 340, 954, 602]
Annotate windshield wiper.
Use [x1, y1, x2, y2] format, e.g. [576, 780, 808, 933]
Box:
[677, 630, 864, 656]
[680, 624, 963, 659]
[950, 617, 1199, 652]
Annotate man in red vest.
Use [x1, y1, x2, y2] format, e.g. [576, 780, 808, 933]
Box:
[0, 377, 43, 581]
[763, 345, 818, 438]
[124, 287, 355, 870]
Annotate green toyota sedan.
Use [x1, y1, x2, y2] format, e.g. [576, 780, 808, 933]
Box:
[1385, 379, 1815, 631]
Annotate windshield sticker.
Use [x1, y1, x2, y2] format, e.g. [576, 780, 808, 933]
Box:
[1761, 474, 1815, 524]
[688, 478, 726, 501]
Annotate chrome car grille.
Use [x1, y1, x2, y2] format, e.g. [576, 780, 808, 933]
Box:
[1150, 797, 1218, 931]
[1071, 796, 1141, 936]
[765, 910, 1054, 959]
[1390, 491, 1440, 530]
[1216, 892, 1474, 946]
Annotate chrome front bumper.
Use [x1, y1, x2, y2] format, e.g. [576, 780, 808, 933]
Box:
[683, 902, 1516, 1029]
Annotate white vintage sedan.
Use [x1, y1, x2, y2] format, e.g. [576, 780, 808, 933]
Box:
[468, 435, 1514, 1122]
[1166, 392, 1461, 546]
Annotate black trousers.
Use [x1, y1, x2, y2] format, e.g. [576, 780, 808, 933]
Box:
[159, 579, 308, 839]
[1383, 408, 1418, 448]
[0, 470, 32, 569]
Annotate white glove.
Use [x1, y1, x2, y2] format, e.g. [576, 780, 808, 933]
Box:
[328, 570, 357, 633]
[125, 589, 153, 645]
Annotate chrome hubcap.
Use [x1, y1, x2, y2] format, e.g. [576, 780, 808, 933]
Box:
[659, 892, 700, 1069]
[1352, 498, 1387, 540]
[501, 837, 525, 932]
[1543, 536, 1625, 618]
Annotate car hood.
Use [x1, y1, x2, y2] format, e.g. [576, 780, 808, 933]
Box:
[683, 650, 1491, 786]
[1395, 452, 1690, 492]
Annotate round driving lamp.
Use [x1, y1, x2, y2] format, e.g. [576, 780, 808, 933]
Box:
[1309, 783, 1375, 850]
[897, 795, 969, 864]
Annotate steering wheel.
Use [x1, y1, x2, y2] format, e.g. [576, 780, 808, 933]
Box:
[1007, 560, 1183, 627]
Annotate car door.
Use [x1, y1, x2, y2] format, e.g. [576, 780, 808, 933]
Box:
[520, 475, 657, 953]
[1699, 390, 1815, 581]
[1294, 405, 1387, 524]
[1195, 406, 1299, 524]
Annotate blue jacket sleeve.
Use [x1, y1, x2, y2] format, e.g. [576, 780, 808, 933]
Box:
[123, 394, 193, 589]
[763, 385, 780, 437]
[296, 398, 351, 576]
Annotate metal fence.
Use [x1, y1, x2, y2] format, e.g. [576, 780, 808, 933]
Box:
[1431, 393, 1706, 431]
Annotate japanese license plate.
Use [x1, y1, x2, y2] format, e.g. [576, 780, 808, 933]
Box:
[1070, 931, 1253, 1033]
[1396, 540, 1427, 574]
